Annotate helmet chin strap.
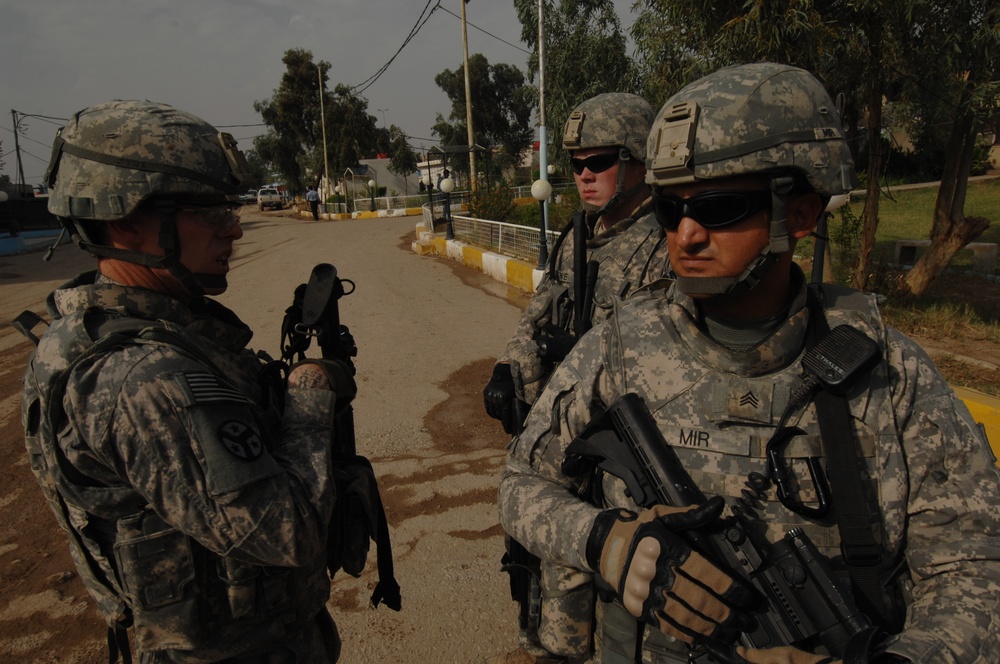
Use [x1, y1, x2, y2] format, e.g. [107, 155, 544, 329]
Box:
[675, 176, 795, 297]
[67, 199, 228, 301]
[150, 201, 208, 299]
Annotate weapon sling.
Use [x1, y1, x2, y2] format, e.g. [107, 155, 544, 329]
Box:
[806, 289, 896, 631]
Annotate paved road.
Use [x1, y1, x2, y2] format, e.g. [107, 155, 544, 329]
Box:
[0, 210, 527, 663]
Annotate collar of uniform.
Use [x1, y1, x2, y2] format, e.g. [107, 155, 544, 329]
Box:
[53, 271, 253, 351]
[669, 269, 810, 376]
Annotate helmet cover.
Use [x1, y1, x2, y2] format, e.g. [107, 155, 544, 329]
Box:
[645, 62, 854, 197]
[47, 100, 248, 220]
[563, 93, 654, 160]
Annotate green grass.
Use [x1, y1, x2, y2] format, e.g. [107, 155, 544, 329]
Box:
[835, 178, 1000, 272]
[798, 178, 1000, 392]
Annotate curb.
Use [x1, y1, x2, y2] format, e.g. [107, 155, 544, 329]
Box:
[410, 223, 543, 293]
[295, 206, 423, 221]
[952, 387, 1000, 462]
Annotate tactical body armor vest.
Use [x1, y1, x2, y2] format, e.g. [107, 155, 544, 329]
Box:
[590, 282, 909, 663]
[20, 279, 329, 661]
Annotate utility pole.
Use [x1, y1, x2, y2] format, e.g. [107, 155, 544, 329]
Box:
[11, 110, 26, 191]
[317, 66, 330, 205]
[460, 0, 477, 191]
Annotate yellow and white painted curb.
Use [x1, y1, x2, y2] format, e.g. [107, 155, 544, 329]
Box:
[411, 223, 543, 293]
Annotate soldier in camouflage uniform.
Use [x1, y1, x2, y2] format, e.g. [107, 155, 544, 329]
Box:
[498, 63, 1000, 664]
[484, 93, 667, 664]
[483, 93, 667, 435]
[20, 100, 342, 662]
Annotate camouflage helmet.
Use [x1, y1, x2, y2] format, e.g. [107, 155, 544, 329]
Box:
[562, 93, 654, 160]
[645, 62, 854, 197]
[46, 100, 248, 220]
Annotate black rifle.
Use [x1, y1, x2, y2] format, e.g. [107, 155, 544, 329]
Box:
[564, 393, 876, 664]
[280, 263, 401, 611]
[538, 211, 600, 364]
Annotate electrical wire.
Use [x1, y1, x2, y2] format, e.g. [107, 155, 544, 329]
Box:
[436, 5, 530, 55]
[351, 0, 441, 96]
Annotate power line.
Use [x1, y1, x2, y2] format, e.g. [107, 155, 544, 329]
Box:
[436, 5, 530, 55]
[351, 0, 441, 95]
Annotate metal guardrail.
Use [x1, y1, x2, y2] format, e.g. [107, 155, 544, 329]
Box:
[422, 201, 560, 265]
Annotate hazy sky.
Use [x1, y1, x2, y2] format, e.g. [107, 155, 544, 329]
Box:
[0, 0, 636, 185]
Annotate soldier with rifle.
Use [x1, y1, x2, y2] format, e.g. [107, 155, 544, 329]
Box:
[484, 93, 668, 663]
[498, 63, 1000, 664]
[483, 92, 667, 435]
[17, 100, 350, 662]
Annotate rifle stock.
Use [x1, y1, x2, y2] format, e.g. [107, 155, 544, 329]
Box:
[564, 393, 875, 663]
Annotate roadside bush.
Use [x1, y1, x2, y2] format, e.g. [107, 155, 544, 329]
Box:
[831, 203, 864, 281]
[469, 180, 516, 222]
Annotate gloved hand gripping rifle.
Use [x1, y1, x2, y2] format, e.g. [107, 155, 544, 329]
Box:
[280, 263, 401, 611]
[563, 393, 878, 664]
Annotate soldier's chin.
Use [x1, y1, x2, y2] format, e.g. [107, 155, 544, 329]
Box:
[195, 273, 229, 294]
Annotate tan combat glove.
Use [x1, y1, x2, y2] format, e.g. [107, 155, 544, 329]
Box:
[736, 645, 837, 664]
[585, 497, 754, 644]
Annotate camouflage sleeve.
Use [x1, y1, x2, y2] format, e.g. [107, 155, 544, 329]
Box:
[498, 270, 555, 404]
[882, 328, 1000, 661]
[78, 344, 336, 567]
[498, 325, 612, 569]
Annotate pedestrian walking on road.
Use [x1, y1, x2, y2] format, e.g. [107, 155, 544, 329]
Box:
[306, 186, 321, 220]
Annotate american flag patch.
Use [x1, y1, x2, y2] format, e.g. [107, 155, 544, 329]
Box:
[182, 371, 247, 404]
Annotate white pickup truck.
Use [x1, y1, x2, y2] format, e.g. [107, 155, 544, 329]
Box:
[257, 188, 283, 211]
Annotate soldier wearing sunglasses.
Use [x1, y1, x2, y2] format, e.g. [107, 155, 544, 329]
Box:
[499, 63, 1000, 664]
[485, 93, 668, 434]
[20, 101, 343, 662]
[485, 92, 670, 663]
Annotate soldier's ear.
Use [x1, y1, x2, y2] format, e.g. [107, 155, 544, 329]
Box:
[787, 193, 823, 240]
[106, 219, 144, 249]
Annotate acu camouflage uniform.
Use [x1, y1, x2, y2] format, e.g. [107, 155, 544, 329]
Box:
[499, 92, 667, 407]
[499, 274, 1000, 663]
[22, 272, 340, 662]
[500, 207, 668, 405]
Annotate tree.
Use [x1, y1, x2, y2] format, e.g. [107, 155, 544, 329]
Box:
[387, 125, 418, 195]
[254, 48, 382, 193]
[514, 0, 635, 169]
[240, 149, 270, 190]
[896, 0, 999, 296]
[253, 48, 326, 193]
[432, 53, 534, 182]
[0, 141, 8, 187]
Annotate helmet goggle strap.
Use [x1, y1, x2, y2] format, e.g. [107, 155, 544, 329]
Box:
[675, 176, 795, 297]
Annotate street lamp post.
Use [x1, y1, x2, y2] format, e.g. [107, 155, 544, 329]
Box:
[531, 178, 552, 269]
[439, 177, 455, 240]
[334, 185, 342, 214]
[422, 173, 434, 226]
[368, 179, 377, 213]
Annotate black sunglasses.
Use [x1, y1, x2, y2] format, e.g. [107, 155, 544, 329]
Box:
[653, 189, 771, 231]
[570, 153, 619, 175]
